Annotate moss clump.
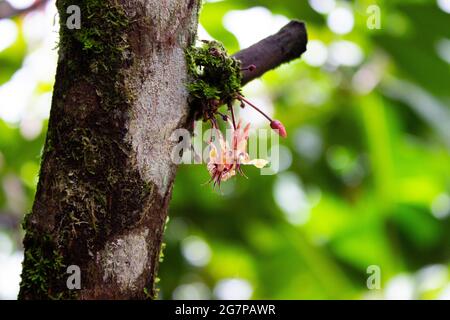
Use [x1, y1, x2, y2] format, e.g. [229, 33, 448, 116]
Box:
[186, 40, 242, 120]
[72, 1, 129, 70]
[19, 220, 76, 299]
[58, 0, 130, 66]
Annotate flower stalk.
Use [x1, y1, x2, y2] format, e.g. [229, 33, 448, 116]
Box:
[186, 40, 287, 186]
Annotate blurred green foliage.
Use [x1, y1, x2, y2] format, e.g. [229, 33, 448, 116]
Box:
[0, 0, 449, 299]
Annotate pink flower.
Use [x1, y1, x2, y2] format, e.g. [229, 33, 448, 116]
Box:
[207, 120, 268, 186]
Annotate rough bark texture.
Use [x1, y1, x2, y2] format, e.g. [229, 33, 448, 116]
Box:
[19, 0, 201, 300]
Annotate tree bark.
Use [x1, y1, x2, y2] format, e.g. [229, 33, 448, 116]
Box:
[234, 21, 307, 85]
[19, 0, 201, 300]
[18, 0, 307, 300]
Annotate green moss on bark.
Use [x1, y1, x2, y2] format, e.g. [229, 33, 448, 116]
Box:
[19, 215, 76, 299]
[20, 0, 156, 299]
[56, 0, 132, 111]
[186, 40, 242, 120]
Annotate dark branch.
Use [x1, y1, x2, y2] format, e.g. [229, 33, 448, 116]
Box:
[233, 20, 308, 85]
[0, 0, 49, 20]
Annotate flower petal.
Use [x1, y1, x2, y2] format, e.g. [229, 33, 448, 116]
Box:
[209, 144, 218, 160]
[245, 159, 269, 169]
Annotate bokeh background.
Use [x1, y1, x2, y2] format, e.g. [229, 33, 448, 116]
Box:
[0, 0, 449, 300]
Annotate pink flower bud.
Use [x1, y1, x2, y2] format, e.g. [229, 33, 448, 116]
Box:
[270, 120, 287, 138]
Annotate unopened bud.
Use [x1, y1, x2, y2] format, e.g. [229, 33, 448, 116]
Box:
[270, 120, 287, 138]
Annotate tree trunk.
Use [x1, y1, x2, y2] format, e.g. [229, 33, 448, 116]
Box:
[18, 0, 307, 300]
[19, 0, 201, 299]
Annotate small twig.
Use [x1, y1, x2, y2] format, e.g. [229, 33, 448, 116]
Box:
[228, 102, 237, 130]
[233, 20, 308, 85]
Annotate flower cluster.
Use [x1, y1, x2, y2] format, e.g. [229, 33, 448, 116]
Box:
[207, 120, 269, 186]
[186, 40, 287, 186]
